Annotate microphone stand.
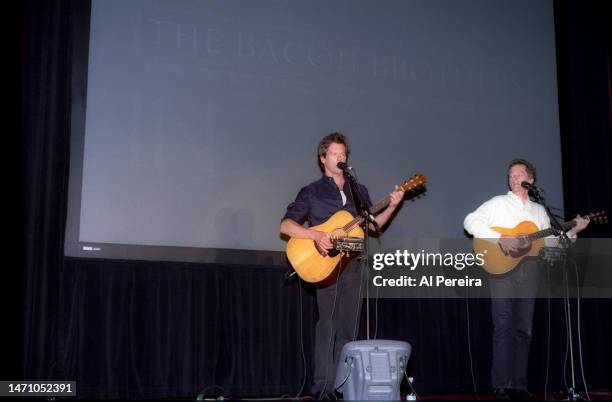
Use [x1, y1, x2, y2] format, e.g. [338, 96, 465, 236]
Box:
[529, 188, 584, 402]
[343, 167, 378, 341]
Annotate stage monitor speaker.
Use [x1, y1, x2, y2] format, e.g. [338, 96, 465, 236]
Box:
[334, 339, 411, 401]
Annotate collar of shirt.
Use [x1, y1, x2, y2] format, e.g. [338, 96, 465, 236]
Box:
[506, 190, 536, 210]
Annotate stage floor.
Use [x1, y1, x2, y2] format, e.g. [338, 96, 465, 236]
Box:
[166, 389, 612, 401]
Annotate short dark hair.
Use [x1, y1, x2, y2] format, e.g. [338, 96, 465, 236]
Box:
[508, 158, 536, 181]
[317, 132, 349, 171]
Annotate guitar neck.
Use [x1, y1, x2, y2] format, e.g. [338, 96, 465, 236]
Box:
[370, 195, 392, 215]
[340, 174, 427, 233]
[525, 220, 575, 242]
[342, 196, 390, 232]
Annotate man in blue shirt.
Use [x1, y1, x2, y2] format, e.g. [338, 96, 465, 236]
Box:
[280, 132, 405, 397]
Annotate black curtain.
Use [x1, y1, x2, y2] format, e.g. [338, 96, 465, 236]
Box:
[20, 0, 611, 399]
[57, 258, 314, 398]
[21, 0, 72, 384]
[556, 0, 612, 229]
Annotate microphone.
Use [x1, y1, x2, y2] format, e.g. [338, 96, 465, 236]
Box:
[520, 181, 537, 191]
[521, 181, 543, 195]
[337, 162, 352, 171]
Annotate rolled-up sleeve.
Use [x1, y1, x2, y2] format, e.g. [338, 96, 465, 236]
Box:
[282, 186, 312, 224]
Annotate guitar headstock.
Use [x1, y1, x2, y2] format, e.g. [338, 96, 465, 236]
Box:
[587, 211, 608, 225]
[401, 174, 427, 197]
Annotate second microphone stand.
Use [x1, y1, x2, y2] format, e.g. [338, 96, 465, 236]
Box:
[529, 187, 585, 401]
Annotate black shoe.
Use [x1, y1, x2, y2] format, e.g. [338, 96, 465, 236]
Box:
[493, 388, 512, 401]
[512, 388, 535, 401]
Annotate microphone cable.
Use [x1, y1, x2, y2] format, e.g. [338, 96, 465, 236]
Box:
[571, 257, 591, 400]
[544, 262, 552, 401]
[465, 288, 479, 400]
[318, 260, 343, 400]
[294, 276, 308, 399]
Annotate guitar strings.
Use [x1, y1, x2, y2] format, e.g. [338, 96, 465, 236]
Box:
[340, 179, 427, 235]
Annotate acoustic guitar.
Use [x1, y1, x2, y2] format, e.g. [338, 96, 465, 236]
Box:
[474, 211, 607, 275]
[286, 174, 427, 283]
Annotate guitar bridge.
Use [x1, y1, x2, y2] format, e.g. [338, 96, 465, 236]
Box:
[538, 246, 567, 267]
[333, 237, 364, 253]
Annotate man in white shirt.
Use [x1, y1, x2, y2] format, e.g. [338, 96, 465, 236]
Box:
[464, 159, 589, 401]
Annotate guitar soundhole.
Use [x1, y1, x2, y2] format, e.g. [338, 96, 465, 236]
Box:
[328, 249, 340, 257]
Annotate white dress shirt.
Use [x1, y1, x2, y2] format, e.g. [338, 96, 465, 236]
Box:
[464, 191, 569, 244]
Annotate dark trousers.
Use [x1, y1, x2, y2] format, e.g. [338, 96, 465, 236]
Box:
[311, 257, 363, 394]
[488, 258, 541, 390]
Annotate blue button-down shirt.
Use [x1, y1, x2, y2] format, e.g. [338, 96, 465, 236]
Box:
[282, 176, 373, 226]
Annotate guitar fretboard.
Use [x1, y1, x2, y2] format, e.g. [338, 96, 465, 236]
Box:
[339, 179, 426, 234]
[524, 221, 575, 242]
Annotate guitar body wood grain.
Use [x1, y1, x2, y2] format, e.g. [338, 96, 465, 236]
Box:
[286, 210, 364, 283]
